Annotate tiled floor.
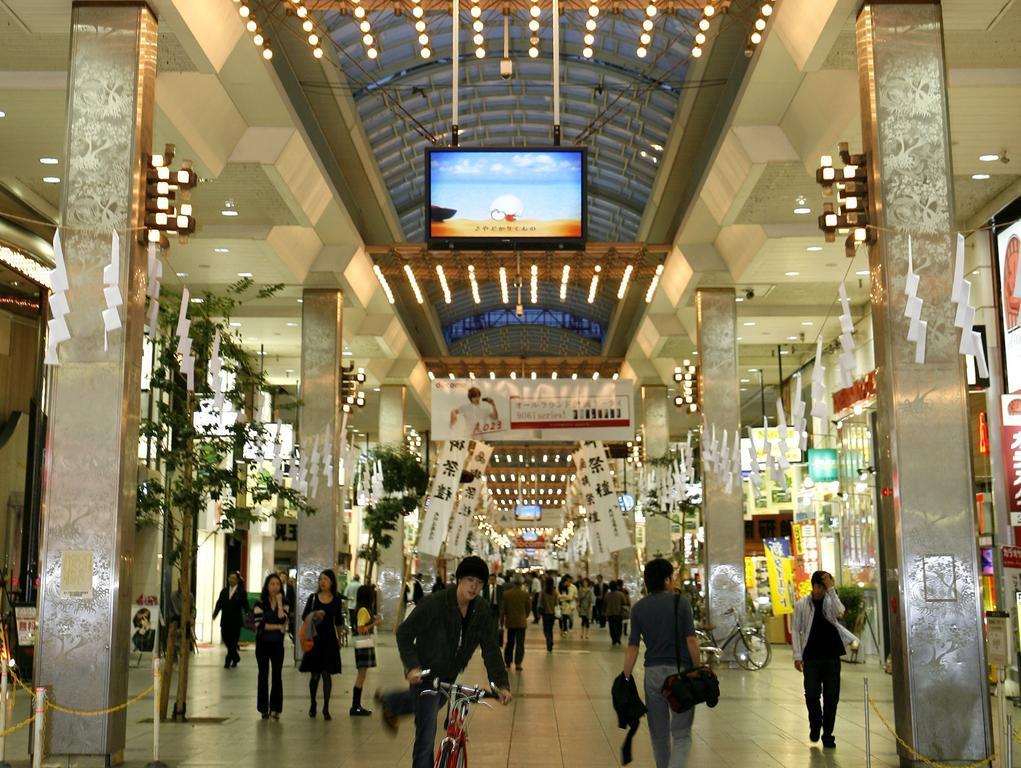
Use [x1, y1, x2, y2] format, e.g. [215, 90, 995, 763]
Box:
[0, 625, 947, 767]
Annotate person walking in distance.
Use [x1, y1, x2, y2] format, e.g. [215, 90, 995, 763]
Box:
[301, 569, 345, 720]
[792, 571, 858, 749]
[213, 572, 247, 668]
[379, 556, 512, 768]
[603, 580, 626, 646]
[530, 571, 542, 623]
[577, 578, 594, 640]
[593, 574, 606, 627]
[501, 574, 531, 670]
[558, 575, 578, 637]
[621, 559, 700, 768]
[253, 572, 288, 720]
[350, 583, 382, 716]
[485, 572, 502, 622]
[344, 573, 361, 630]
[540, 576, 558, 652]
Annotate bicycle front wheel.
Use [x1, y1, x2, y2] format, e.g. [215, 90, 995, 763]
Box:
[737, 630, 772, 670]
[455, 740, 468, 768]
[435, 741, 454, 768]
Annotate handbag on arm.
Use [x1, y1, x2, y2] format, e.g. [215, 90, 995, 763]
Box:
[660, 594, 721, 713]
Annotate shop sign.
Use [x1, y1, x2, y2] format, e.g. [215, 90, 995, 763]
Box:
[1003, 546, 1021, 570]
[1003, 395, 1021, 427]
[807, 449, 839, 483]
[763, 538, 795, 615]
[514, 534, 546, 549]
[996, 219, 1021, 394]
[791, 521, 820, 600]
[745, 429, 802, 468]
[1000, 425, 1021, 520]
[832, 370, 877, 416]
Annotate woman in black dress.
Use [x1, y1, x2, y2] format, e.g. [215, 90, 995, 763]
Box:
[300, 569, 344, 719]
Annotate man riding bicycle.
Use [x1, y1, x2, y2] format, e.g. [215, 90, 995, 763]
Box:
[381, 556, 512, 768]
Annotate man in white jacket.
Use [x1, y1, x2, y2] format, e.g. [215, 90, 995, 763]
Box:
[791, 571, 859, 749]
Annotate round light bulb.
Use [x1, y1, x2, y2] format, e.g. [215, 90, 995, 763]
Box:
[253, 32, 264, 45]
[363, 33, 374, 45]
[704, 4, 715, 16]
[367, 46, 378, 59]
[646, 4, 657, 16]
[528, 46, 539, 58]
[755, 17, 766, 29]
[588, 5, 599, 16]
[698, 18, 710, 30]
[530, 5, 541, 16]
[640, 32, 651, 44]
[360, 20, 371, 32]
[313, 47, 324, 58]
[582, 46, 593, 58]
[583, 33, 594, 44]
[473, 33, 484, 44]
[695, 32, 705, 44]
[586, 18, 597, 30]
[238, 4, 250, 18]
[354, 6, 366, 17]
[475, 47, 485, 58]
[296, 5, 308, 16]
[412, 6, 423, 16]
[642, 18, 653, 30]
[421, 47, 431, 58]
[473, 19, 484, 31]
[246, 19, 257, 31]
[761, 2, 773, 15]
[750, 31, 761, 44]
[420, 33, 429, 44]
[416, 20, 426, 31]
[470, 5, 481, 16]
[308, 33, 319, 45]
[530, 19, 540, 30]
[692, 45, 702, 57]
[637, 46, 647, 57]
[262, 47, 273, 59]
[302, 20, 314, 32]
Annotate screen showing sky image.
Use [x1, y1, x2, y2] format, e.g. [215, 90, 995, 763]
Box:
[428, 150, 585, 239]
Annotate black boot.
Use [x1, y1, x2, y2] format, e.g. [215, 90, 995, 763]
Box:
[350, 686, 371, 716]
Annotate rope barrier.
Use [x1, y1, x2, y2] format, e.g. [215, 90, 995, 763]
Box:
[12, 674, 154, 716]
[866, 693, 996, 768]
[0, 714, 33, 740]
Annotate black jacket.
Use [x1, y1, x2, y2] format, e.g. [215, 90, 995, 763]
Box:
[611, 673, 647, 766]
[396, 587, 510, 690]
[212, 586, 248, 630]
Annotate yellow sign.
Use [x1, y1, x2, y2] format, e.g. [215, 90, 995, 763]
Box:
[749, 427, 803, 465]
[745, 557, 756, 590]
[763, 546, 796, 615]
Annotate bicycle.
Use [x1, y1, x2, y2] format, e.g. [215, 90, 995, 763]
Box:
[696, 607, 772, 670]
[424, 678, 497, 768]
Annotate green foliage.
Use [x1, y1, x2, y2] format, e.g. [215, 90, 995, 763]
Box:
[137, 280, 312, 560]
[836, 584, 865, 633]
[358, 443, 426, 577]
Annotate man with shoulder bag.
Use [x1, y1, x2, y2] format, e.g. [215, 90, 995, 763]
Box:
[621, 559, 703, 768]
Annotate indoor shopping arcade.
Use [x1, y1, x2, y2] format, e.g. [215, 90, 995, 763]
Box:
[0, 0, 1016, 766]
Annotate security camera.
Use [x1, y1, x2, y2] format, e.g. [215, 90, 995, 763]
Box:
[500, 58, 513, 80]
[745, 288, 755, 300]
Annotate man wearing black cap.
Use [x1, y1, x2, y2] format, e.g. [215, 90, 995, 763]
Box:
[792, 570, 858, 749]
[379, 556, 512, 768]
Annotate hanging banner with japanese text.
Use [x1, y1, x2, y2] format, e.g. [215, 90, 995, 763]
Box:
[1001, 425, 1021, 525]
[431, 378, 635, 442]
[418, 439, 470, 557]
[574, 453, 609, 564]
[447, 442, 494, 558]
[578, 440, 634, 554]
[763, 538, 796, 615]
[790, 521, 820, 600]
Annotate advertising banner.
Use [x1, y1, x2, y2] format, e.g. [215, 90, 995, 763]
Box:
[997, 219, 1021, 394]
[447, 443, 494, 558]
[763, 538, 796, 615]
[578, 441, 634, 554]
[790, 521, 820, 600]
[742, 428, 803, 470]
[1001, 426, 1021, 525]
[418, 439, 470, 557]
[431, 378, 634, 442]
[807, 449, 839, 483]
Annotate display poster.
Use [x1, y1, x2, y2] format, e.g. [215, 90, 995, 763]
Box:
[418, 439, 470, 557]
[1000, 547, 1021, 655]
[61, 550, 94, 599]
[1000, 425, 1021, 523]
[446, 442, 494, 558]
[742, 429, 802, 470]
[578, 441, 634, 554]
[997, 219, 1021, 393]
[14, 606, 36, 647]
[790, 521, 820, 600]
[432, 378, 634, 442]
[744, 557, 756, 591]
[130, 601, 159, 653]
[763, 538, 796, 615]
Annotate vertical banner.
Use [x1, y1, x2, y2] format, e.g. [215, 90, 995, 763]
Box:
[447, 442, 494, 558]
[574, 453, 610, 564]
[763, 538, 795, 615]
[418, 439, 470, 557]
[578, 441, 634, 553]
[790, 521, 820, 600]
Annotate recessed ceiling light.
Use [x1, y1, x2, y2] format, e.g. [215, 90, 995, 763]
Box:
[248, 336, 259, 342]
[972, 173, 991, 180]
[806, 246, 823, 252]
[343, 350, 353, 356]
[39, 157, 58, 165]
[221, 200, 239, 216]
[190, 297, 204, 304]
[793, 207, 811, 215]
[979, 153, 1000, 162]
[286, 321, 298, 327]
[748, 368, 758, 373]
[214, 248, 230, 253]
[740, 387, 748, 392]
[735, 296, 744, 302]
[42, 176, 60, 184]
[785, 271, 800, 276]
[176, 272, 188, 278]
[237, 271, 253, 278]
[297, 298, 304, 304]
[779, 349, 790, 355]
[230, 322, 241, 327]
[801, 321, 814, 326]
[743, 321, 756, 326]
[286, 368, 295, 374]
[373, 387, 380, 392]
[740, 378, 750, 383]
[650, 143, 663, 151]
[787, 335, 798, 340]
[0, 112, 6, 118]
[736, 336, 743, 341]
[856, 269, 869, 276]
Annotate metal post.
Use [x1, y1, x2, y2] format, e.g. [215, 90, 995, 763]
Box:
[1008, 709, 1014, 768]
[145, 656, 167, 768]
[0, 662, 10, 768]
[451, 0, 459, 145]
[31, 688, 44, 768]
[863, 677, 871, 768]
[999, 669, 1009, 768]
[552, 0, 561, 144]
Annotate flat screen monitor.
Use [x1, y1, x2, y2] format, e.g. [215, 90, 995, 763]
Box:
[515, 504, 542, 520]
[425, 147, 587, 246]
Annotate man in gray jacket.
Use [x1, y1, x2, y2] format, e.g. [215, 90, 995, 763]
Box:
[791, 571, 859, 749]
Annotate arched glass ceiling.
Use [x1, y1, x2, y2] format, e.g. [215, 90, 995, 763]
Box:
[324, 6, 699, 242]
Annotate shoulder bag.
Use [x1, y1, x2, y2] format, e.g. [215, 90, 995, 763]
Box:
[299, 595, 317, 653]
[661, 594, 721, 713]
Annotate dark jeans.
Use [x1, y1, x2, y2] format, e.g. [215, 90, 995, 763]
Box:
[256, 639, 284, 713]
[594, 598, 605, 626]
[222, 624, 240, 666]
[542, 614, 556, 651]
[803, 657, 841, 736]
[532, 594, 541, 622]
[382, 683, 444, 768]
[504, 627, 526, 666]
[608, 616, 624, 645]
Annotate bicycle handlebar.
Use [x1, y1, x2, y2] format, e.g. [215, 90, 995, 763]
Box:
[426, 679, 498, 702]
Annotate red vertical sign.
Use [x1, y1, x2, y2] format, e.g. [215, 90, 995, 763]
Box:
[1000, 426, 1021, 522]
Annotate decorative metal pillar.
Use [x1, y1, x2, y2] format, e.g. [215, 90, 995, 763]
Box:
[642, 385, 672, 561]
[377, 385, 406, 627]
[296, 288, 342, 660]
[34, 1, 157, 757]
[857, 3, 992, 763]
[695, 288, 745, 644]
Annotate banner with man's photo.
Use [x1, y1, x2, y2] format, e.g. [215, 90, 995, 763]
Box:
[431, 378, 635, 442]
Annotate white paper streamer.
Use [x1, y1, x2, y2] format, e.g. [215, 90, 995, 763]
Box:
[811, 337, 828, 420]
[950, 233, 989, 378]
[146, 243, 163, 337]
[208, 328, 225, 410]
[837, 282, 856, 387]
[44, 229, 71, 366]
[745, 427, 762, 497]
[101, 230, 123, 351]
[903, 235, 927, 364]
[175, 288, 195, 391]
[791, 372, 808, 451]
